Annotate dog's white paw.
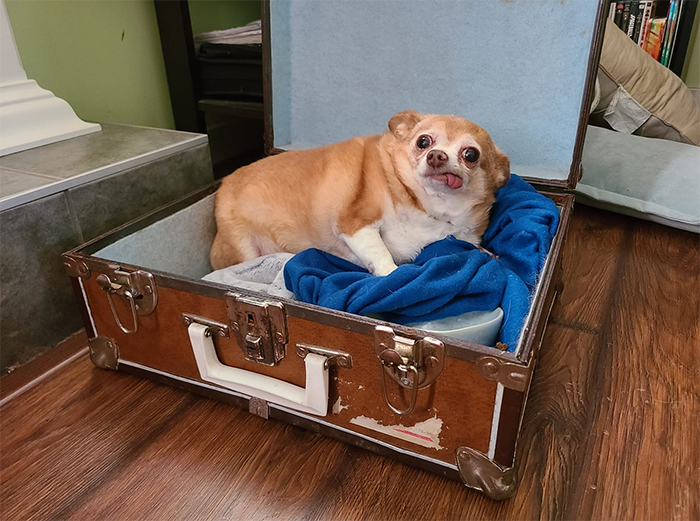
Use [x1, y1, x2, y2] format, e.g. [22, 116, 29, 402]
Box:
[370, 260, 398, 277]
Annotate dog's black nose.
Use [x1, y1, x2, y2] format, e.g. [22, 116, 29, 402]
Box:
[427, 149, 448, 168]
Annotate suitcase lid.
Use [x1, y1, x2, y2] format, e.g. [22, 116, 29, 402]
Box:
[262, 0, 606, 190]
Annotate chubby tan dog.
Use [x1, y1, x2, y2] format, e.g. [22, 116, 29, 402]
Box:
[210, 110, 510, 276]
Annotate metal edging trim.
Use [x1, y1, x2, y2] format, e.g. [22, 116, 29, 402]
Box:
[487, 383, 505, 460]
[79, 277, 98, 338]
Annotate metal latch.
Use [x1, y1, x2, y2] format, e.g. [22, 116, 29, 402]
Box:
[226, 293, 287, 366]
[374, 325, 445, 415]
[95, 265, 157, 335]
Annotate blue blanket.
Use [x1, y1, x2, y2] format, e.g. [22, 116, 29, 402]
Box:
[284, 175, 559, 350]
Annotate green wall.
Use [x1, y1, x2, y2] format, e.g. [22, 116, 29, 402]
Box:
[188, 0, 260, 35]
[6, 0, 175, 129]
[6, 0, 695, 132]
[681, 7, 700, 89]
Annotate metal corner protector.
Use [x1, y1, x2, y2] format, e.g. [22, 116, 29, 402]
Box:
[476, 355, 531, 392]
[88, 335, 119, 370]
[455, 446, 518, 501]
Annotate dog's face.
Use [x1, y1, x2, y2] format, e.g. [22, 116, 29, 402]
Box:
[387, 110, 510, 198]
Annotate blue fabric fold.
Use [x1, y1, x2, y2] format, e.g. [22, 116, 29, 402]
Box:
[283, 174, 559, 350]
[482, 174, 560, 288]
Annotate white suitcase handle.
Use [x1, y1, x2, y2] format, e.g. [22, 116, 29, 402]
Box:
[187, 322, 329, 416]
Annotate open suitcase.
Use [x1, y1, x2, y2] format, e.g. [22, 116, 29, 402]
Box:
[62, 1, 606, 500]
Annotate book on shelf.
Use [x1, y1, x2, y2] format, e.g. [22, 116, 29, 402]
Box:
[637, 1, 654, 47]
[627, 1, 639, 37]
[614, 1, 625, 27]
[607, 0, 697, 74]
[629, 0, 646, 44]
[660, 0, 676, 65]
[639, 14, 653, 49]
[621, 1, 632, 30]
[644, 17, 667, 61]
[661, 0, 685, 66]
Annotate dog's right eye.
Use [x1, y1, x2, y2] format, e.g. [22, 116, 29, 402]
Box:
[416, 135, 432, 149]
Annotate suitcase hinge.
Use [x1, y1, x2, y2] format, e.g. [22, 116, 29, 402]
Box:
[475, 356, 530, 392]
[373, 325, 445, 415]
[94, 264, 158, 335]
[226, 293, 287, 366]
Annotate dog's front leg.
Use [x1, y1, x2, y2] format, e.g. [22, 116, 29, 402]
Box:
[341, 226, 398, 276]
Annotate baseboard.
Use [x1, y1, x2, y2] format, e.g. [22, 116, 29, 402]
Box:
[0, 330, 88, 406]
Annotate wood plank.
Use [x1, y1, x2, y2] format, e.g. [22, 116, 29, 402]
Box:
[0, 358, 192, 520]
[550, 205, 630, 332]
[565, 219, 700, 520]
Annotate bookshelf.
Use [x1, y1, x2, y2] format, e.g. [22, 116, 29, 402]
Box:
[607, 0, 698, 77]
[153, 0, 265, 177]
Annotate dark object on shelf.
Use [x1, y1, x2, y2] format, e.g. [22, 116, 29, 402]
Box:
[197, 43, 263, 101]
[153, 0, 203, 133]
[197, 99, 263, 118]
[669, 0, 698, 76]
[153, 1, 265, 173]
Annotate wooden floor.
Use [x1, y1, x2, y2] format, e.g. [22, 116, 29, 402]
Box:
[1, 206, 698, 521]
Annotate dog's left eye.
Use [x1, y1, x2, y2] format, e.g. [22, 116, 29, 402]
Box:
[462, 147, 480, 163]
[416, 135, 432, 149]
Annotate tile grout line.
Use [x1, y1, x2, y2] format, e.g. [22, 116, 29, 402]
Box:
[64, 191, 86, 244]
[0, 165, 64, 180]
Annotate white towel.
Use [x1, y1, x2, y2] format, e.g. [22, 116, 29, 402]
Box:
[202, 253, 295, 300]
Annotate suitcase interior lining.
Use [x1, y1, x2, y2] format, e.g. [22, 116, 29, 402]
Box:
[94, 195, 217, 280]
[92, 193, 562, 357]
[269, 0, 600, 183]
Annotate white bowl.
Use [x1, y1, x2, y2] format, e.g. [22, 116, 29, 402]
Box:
[408, 308, 504, 346]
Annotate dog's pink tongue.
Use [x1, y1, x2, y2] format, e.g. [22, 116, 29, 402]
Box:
[446, 173, 462, 189]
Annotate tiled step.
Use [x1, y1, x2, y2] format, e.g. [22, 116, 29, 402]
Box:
[0, 124, 214, 374]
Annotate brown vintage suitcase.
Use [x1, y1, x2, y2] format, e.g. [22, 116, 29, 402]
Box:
[62, 1, 606, 500]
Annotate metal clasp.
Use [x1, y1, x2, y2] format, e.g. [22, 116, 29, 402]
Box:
[226, 293, 287, 366]
[374, 325, 445, 415]
[95, 265, 158, 335]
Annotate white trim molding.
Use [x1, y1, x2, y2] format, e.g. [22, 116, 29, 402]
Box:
[0, 0, 100, 157]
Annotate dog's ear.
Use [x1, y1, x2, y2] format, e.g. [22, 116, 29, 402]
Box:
[491, 146, 511, 191]
[388, 110, 423, 140]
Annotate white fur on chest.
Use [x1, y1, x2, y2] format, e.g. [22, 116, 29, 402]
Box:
[379, 202, 481, 264]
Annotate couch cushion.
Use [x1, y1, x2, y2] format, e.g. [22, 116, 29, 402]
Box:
[594, 19, 700, 145]
[577, 125, 700, 233]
